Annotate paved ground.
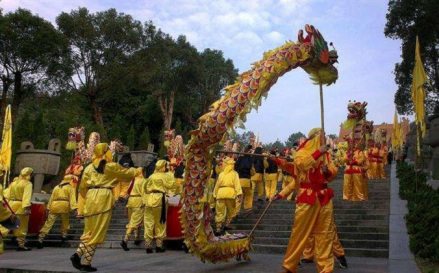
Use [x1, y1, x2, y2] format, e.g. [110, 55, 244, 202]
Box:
[0, 248, 388, 273]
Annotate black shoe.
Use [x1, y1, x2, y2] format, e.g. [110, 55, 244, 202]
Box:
[61, 237, 68, 243]
[214, 231, 222, 236]
[265, 198, 269, 201]
[36, 241, 43, 249]
[80, 264, 97, 272]
[300, 258, 314, 264]
[70, 253, 81, 270]
[224, 226, 233, 231]
[134, 240, 142, 246]
[16, 246, 32, 251]
[155, 247, 166, 253]
[146, 248, 153, 254]
[120, 240, 130, 251]
[336, 255, 348, 269]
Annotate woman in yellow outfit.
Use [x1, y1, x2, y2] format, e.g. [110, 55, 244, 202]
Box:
[120, 171, 147, 251]
[235, 145, 255, 216]
[0, 165, 18, 255]
[213, 157, 242, 235]
[264, 150, 279, 201]
[143, 159, 176, 253]
[70, 143, 141, 272]
[251, 147, 267, 204]
[5, 167, 33, 251]
[272, 128, 338, 273]
[343, 140, 368, 201]
[38, 175, 78, 248]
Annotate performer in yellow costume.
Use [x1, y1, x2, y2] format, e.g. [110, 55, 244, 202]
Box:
[367, 140, 378, 179]
[5, 167, 33, 251]
[235, 145, 255, 215]
[142, 159, 176, 253]
[272, 128, 338, 273]
[0, 165, 18, 255]
[376, 143, 387, 179]
[251, 147, 267, 205]
[173, 160, 185, 195]
[265, 150, 279, 201]
[38, 175, 78, 248]
[120, 171, 147, 251]
[112, 153, 135, 202]
[343, 140, 368, 201]
[70, 143, 141, 272]
[213, 157, 242, 235]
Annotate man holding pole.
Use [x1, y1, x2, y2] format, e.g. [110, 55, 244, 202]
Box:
[271, 128, 338, 273]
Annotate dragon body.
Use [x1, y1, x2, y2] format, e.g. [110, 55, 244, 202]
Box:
[182, 25, 338, 263]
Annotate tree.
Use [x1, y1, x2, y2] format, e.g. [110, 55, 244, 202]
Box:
[138, 127, 150, 150]
[0, 8, 70, 123]
[284, 132, 305, 148]
[126, 125, 135, 150]
[56, 7, 143, 139]
[384, 0, 439, 114]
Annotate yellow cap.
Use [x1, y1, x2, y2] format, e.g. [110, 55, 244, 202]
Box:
[223, 157, 235, 165]
[155, 160, 167, 171]
[20, 167, 33, 176]
[308, 128, 322, 138]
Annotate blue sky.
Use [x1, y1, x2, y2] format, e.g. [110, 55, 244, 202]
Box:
[2, 0, 406, 143]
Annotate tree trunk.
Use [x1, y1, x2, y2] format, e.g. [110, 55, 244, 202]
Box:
[157, 90, 175, 130]
[87, 92, 108, 142]
[11, 72, 22, 125]
[0, 75, 13, 126]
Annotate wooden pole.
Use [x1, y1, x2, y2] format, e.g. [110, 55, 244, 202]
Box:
[215, 150, 288, 160]
[249, 199, 274, 240]
[319, 81, 325, 143]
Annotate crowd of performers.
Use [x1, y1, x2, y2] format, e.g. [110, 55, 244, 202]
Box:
[0, 127, 390, 272]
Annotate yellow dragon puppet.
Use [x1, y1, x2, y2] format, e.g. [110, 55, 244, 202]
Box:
[182, 24, 338, 263]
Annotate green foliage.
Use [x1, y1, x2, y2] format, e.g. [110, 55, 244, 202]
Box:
[285, 132, 305, 148]
[397, 162, 439, 261]
[384, 0, 439, 114]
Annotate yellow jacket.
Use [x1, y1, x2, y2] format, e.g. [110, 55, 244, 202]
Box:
[6, 177, 32, 215]
[79, 162, 140, 217]
[213, 170, 242, 199]
[127, 177, 147, 208]
[47, 181, 77, 214]
[143, 172, 176, 208]
[0, 184, 12, 222]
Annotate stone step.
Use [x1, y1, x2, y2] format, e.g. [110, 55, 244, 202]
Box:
[251, 244, 389, 258]
[252, 237, 388, 249]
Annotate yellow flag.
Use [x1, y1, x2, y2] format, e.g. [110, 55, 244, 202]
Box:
[1, 105, 12, 186]
[411, 36, 430, 139]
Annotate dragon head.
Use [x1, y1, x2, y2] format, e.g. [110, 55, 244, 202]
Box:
[347, 101, 368, 120]
[66, 126, 85, 150]
[298, 24, 338, 86]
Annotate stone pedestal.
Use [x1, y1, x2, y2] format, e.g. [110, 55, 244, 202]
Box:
[427, 180, 439, 190]
[118, 150, 157, 167]
[14, 139, 61, 193]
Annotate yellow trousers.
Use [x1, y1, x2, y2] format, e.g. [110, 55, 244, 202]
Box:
[367, 162, 377, 179]
[125, 207, 143, 237]
[377, 163, 386, 179]
[77, 194, 85, 216]
[0, 225, 8, 254]
[264, 173, 278, 199]
[282, 175, 296, 200]
[215, 199, 236, 229]
[302, 224, 345, 260]
[282, 199, 335, 273]
[40, 213, 70, 238]
[343, 173, 367, 201]
[362, 174, 369, 200]
[207, 178, 216, 209]
[236, 187, 253, 213]
[174, 178, 183, 195]
[144, 206, 166, 248]
[80, 211, 112, 245]
[251, 173, 264, 199]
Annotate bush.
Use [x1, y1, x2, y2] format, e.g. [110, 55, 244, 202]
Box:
[397, 162, 439, 261]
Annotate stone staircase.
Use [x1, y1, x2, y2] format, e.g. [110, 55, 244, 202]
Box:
[5, 168, 390, 258]
[234, 169, 390, 258]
